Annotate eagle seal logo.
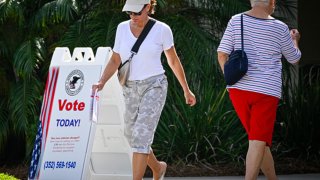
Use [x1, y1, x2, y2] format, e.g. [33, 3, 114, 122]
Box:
[65, 69, 84, 96]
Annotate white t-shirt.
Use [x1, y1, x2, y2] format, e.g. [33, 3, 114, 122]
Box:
[113, 19, 174, 80]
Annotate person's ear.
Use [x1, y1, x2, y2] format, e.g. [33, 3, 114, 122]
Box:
[146, 4, 151, 11]
[271, 0, 276, 9]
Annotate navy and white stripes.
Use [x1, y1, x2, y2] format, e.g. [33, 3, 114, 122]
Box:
[218, 13, 301, 98]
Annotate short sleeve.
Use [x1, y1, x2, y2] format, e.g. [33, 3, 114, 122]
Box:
[280, 25, 301, 64]
[113, 24, 122, 53]
[161, 23, 174, 50]
[217, 19, 235, 54]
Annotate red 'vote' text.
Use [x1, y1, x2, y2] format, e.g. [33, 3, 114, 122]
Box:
[58, 99, 85, 111]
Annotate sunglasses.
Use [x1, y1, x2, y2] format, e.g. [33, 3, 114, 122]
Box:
[126, 4, 147, 16]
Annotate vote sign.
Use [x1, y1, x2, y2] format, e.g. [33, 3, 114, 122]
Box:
[34, 47, 109, 180]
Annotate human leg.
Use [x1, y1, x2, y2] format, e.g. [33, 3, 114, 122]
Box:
[132, 153, 148, 180]
[131, 151, 167, 180]
[248, 94, 279, 180]
[147, 150, 167, 180]
[260, 147, 277, 180]
[245, 140, 266, 180]
[229, 89, 279, 180]
[137, 76, 167, 179]
[123, 83, 148, 180]
[125, 75, 168, 179]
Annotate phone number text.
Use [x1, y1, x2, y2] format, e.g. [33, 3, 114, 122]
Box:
[44, 161, 77, 170]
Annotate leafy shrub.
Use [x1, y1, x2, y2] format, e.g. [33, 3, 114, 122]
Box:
[0, 173, 19, 180]
[274, 64, 320, 158]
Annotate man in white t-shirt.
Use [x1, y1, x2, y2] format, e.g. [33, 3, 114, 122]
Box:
[92, 0, 196, 179]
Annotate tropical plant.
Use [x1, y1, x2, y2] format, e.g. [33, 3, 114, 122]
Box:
[274, 64, 320, 159]
[1, 0, 319, 172]
[0, 0, 250, 165]
[152, 0, 249, 164]
[271, 0, 320, 159]
[0, 0, 80, 162]
[0, 173, 18, 180]
[48, 0, 249, 166]
[273, 0, 298, 29]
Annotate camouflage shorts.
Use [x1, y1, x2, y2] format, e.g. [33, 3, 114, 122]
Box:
[122, 74, 168, 154]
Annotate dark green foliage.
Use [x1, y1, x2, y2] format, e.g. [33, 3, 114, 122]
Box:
[274, 64, 320, 159]
[0, 0, 319, 168]
[273, 0, 298, 29]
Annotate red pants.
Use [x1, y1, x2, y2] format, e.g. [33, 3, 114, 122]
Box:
[228, 88, 279, 146]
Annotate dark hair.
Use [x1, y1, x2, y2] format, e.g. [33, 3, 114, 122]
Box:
[148, 0, 157, 14]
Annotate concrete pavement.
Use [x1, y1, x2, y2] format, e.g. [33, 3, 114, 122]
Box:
[144, 173, 320, 180]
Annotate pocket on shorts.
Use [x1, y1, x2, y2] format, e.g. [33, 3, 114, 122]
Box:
[152, 76, 168, 89]
[122, 86, 130, 97]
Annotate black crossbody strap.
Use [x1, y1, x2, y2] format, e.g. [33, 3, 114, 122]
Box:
[241, 14, 244, 57]
[118, 19, 156, 69]
[131, 19, 156, 54]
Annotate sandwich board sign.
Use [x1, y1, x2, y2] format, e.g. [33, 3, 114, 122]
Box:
[29, 47, 132, 180]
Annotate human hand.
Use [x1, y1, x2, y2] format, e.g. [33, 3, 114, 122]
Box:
[184, 90, 196, 106]
[92, 81, 104, 92]
[290, 29, 300, 42]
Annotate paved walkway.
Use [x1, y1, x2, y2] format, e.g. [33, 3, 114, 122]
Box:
[144, 173, 320, 180]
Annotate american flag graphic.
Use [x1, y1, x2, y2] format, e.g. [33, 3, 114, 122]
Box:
[28, 67, 59, 180]
[28, 121, 42, 179]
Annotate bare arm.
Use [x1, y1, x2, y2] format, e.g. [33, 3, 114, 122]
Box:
[164, 46, 196, 106]
[92, 51, 121, 91]
[217, 51, 229, 74]
[290, 29, 300, 50]
[290, 29, 301, 65]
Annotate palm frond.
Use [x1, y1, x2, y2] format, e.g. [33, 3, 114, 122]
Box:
[13, 38, 45, 78]
[0, 40, 9, 57]
[8, 77, 41, 134]
[0, 0, 25, 26]
[273, 0, 298, 29]
[0, 99, 9, 153]
[152, 4, 247, 162]
[0, 67, 10, 97]
[155, 0, 166, 9]
[54, 19, 91, 50]
[31, 0, 79, 28]
[55, 0, 127, 50]
[162, 14, 218, 85]
[86, 12, 126, 50]
[198, 0, 249, 36]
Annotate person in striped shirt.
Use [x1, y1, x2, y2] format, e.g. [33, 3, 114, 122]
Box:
[217, 0, 301, 179]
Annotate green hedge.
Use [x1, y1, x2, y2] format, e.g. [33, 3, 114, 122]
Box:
[0, 173, 19, 180]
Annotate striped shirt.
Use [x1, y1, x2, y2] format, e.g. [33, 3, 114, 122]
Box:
[217, 13, 301, 98]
